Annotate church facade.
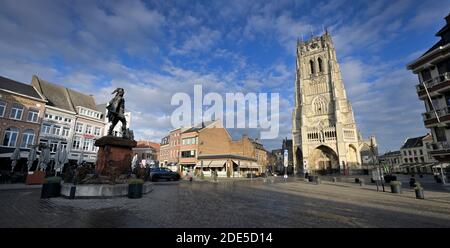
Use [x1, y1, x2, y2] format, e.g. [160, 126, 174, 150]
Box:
[292, 32, 364, 175]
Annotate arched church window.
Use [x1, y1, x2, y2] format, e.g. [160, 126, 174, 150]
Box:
[318, 58, 323, 72]
[310, 60, 315, 75]
[313, 97, 328, 115]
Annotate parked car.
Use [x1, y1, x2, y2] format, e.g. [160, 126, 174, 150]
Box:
[149, 167, 180, 182]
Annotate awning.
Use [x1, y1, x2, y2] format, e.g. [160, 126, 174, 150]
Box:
[233, 160, 260, 169]
[197, 160, 226, 167]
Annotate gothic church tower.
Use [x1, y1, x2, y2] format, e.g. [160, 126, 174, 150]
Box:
[292, 31, 362, 175]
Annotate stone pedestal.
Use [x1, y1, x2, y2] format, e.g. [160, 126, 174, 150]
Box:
[95, 136, 137, 176]
[26, 171, 45, 185]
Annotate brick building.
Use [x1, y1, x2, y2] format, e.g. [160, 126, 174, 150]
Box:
[162, 120, 268, 177]
[0, 76, 46, 171]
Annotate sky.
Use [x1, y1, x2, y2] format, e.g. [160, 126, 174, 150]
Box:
[0, 0, 449, 153]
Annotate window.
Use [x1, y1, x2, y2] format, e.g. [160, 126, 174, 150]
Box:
[10, 105, 23, 120]
[420, 150, 423, 155]
[85, 125, 92, 134]
[408, 151, 412, 156]
[435, 127, 447, 142]
[91, 142, 97, 152]
[52, 126, 61, 136]
[60, 143, 67, 151]
[3, 127, 19, 147]
[437, 59, 450, 75]
[20, 129, 35, 148]
[94, 127, 101, 136]
[421, 69, 432, 82]
[62, 127, 70, 137]
[49, 142, 58, 153]
[27, 109, 39, 123]
[72, 137, 82, 150]
[181, 150, 196, 158]
[83, 139, 91, 151]
[42, 124, 52, 134]
[310, 60, 315, 74]
[413, 150, 417, 156]
[0, 101, 5, 117]
[75, 123, 83, 133]
[39, 139, 48, 149]
[420, 157, 424, 163]
[318, 58, 323, 72]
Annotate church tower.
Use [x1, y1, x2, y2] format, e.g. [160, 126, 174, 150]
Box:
[292, 31, 362, 175]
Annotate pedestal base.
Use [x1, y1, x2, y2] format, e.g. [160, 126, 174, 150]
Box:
[26, 171, 45, 185]
[95, 136, 137, 177]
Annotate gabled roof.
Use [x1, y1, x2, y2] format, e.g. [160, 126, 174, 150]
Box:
[401, 136, 426, 149]
[31, 75, 75, 112]
[382, 151, 401, 157]
[66, 88, 97, 110]
[182, 120, 216, 133]
[0, 75, 45, 100]
[136, 140, 161, 150]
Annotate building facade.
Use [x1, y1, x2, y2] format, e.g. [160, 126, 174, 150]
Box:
[32, 76, 105, 163]
[161, 120, 268, 177]
[159, 128, 182, 166]
[400, 134, 438, 174]
[407, 14, 450, 179]
[292, 32, 362, 176]
[31, 76, 77, 156]
[379, 151, 402, 173]
[0, 76, 46, 170]
[133, 140, 160, 166]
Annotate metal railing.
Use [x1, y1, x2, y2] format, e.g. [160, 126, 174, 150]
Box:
[416, 72, 450, 91]
[430, 141, 450, 151]
[422, 106, 450, 121]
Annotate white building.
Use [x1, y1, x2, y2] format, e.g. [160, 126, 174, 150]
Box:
[32, 75, 105, 163]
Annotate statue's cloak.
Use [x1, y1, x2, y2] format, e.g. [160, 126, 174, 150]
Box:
[107, 96, 125, 121]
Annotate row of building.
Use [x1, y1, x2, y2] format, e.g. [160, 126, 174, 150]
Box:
[0, 75, 130, 170]
[158, 120, 269, 177]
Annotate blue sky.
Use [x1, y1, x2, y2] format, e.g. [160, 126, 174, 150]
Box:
[0, 0, 449, 153]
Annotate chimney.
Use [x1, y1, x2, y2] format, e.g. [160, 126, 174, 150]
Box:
[446, 13, 450, 24]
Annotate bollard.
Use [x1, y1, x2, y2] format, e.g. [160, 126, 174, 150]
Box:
[359, 179, 365, 186]
[332, 177, 337, 183]
[415, 187, 424, 199]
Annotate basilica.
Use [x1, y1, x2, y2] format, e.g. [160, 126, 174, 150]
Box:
[292, 31, 375, 175]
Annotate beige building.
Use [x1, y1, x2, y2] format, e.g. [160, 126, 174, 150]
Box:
[400, 134, 438, 174]
[292, 32, 364, 175]
[379, 151, 402, 173]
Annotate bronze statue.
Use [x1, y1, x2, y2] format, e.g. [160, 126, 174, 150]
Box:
[107, 88, 127, 137]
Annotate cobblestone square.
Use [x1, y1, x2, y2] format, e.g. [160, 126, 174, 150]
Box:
[1, 176, 449, 228]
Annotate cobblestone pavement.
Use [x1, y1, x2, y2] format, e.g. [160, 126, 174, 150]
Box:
[0, 177, 449, 228]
